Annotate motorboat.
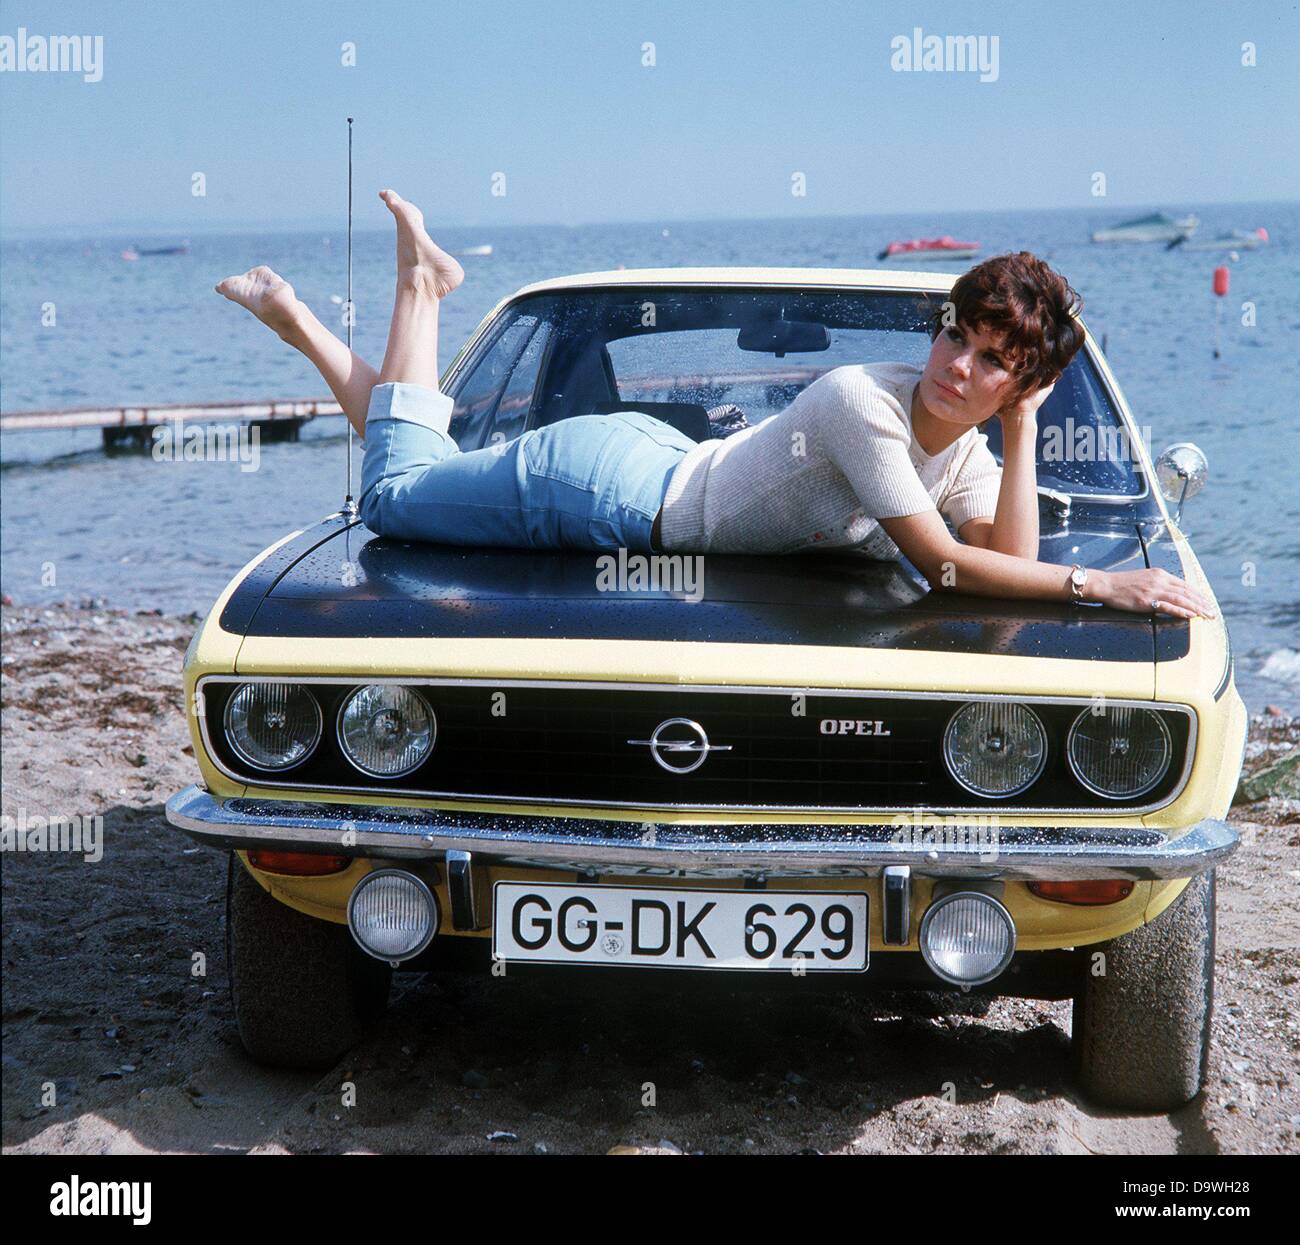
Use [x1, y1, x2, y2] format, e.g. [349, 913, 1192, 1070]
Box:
[1091, 212, 1197, 243]
[1170, 227, 1269, 253]
[876, 236, 979, 262]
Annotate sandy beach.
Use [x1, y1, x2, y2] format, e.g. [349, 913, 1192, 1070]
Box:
[2, 602, 1296, 1155]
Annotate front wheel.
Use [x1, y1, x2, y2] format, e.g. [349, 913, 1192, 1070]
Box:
[1072, 870, 1215, 1110]
[225, 854, 392, 1070]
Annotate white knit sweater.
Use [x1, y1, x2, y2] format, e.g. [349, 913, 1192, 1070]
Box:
[659, 362, 1003, 559]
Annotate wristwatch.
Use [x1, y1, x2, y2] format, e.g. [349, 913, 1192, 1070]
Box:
[1068, 564, 1089, 601]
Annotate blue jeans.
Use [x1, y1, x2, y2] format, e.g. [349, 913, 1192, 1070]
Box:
[358, 383, 694, 553]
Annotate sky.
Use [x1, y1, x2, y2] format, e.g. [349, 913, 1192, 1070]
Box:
[1, 0, 1297, 236]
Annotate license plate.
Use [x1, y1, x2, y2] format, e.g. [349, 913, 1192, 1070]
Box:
[492, 882, 868, 971]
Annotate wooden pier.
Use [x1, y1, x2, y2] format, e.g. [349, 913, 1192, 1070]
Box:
[0, 397, 344, 449]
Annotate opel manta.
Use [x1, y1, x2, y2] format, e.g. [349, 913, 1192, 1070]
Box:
[166, 268, 1245, 1110]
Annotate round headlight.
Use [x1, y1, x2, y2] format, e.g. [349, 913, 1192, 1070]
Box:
[223, 682, 321, 771]
[1067, 706, 1172, 799]
[337, 684, 435, 778]
[347, 869, 439, 962]
[920, 891, 1016, 986]
[942, 701, 1047, 798]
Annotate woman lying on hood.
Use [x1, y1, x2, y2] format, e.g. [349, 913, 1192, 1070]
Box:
[215, 189, 1213, 622]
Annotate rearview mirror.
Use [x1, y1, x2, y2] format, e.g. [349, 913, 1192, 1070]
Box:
[737, 318, 830, 357]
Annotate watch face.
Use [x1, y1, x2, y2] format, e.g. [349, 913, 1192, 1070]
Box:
[1071, 568, 1087, 585]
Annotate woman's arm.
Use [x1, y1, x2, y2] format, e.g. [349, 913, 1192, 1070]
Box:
[879, 508, 1217, 620]
[958, 384, 1051, 557]
[970, 415, 1039, 556]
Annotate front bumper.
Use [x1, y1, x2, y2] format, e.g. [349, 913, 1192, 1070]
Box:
[165, 785, 1238, 880]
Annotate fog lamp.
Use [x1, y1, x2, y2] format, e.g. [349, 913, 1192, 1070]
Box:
[919, 891, 1016, 986]
[347, 869, 439, 963]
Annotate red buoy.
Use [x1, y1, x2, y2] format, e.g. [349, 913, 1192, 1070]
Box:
[1213, 266, 1230, 296]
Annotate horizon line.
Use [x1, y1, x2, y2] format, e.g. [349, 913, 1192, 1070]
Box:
[2, 195, 1294, 244]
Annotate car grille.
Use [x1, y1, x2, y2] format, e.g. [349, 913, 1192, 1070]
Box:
[201, 679, 1192, 813]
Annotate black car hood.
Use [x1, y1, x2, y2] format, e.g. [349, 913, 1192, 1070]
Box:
[220, 515, 1188, 662]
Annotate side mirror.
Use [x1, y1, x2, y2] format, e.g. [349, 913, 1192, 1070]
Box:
[1153, 442, 1208, 525]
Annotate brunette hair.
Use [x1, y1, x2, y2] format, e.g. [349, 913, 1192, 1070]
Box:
[929, 251, 1085, 403]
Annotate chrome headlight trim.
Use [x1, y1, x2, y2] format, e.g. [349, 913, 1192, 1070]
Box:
[1066, 707, 1173, 801]
[335, 684, 437, 779]
[194, 677, 1197, 817]
[941, 701, 1049, 800]
[221, 682, 322, 772]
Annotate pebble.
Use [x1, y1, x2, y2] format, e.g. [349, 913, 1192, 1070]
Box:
[487, 1130, 518, 1143]
[533, 1142, 549, 1155]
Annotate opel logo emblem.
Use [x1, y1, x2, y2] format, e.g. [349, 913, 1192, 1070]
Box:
[626, 717, 733, 775]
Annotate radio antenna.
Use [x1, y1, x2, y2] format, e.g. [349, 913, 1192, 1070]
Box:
[342, 116, 358, 517]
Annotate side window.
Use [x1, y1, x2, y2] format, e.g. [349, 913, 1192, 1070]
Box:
[448, 316, 541, 450]
[483, 322, 552, 450]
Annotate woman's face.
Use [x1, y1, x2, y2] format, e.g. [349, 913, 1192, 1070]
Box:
[918, 321, 1019, 425]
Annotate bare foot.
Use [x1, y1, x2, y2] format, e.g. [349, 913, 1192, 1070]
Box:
[214, 266, 302, 338]
[379, 189, 464, 297]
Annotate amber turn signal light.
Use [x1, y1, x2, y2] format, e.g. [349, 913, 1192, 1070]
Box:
[248, 849, 349, 876]
[1027, 879, 1135, 906]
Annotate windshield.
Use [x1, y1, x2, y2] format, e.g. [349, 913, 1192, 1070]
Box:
[445, 286, 1144, 498]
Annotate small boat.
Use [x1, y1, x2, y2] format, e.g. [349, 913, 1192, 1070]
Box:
[120, 248, 140, 262]
[1091, 212, 1197, 243]
[876, 236, 979, 262]
[456, 244, 493, 257]
[136, 242, 190, 256]
[1169, 227, 1269, 253]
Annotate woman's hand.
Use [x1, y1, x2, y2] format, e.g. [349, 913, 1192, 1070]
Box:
[1090, 567, 1217, 620]
[996, 379, 1055, 434]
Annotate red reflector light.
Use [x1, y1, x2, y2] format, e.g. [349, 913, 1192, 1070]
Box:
[1028, 880, 1135, 906]
[248, 850, 349, 877]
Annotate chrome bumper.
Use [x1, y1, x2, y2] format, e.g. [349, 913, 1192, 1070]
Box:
[165, 786, 1239, 881]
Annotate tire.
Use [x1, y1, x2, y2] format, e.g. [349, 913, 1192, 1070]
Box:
[1072, 870, 1215, 1111]
[225, 854, 392, 1070]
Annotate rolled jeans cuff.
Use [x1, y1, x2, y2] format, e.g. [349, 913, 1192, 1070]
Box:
[364, 381, 454, 435]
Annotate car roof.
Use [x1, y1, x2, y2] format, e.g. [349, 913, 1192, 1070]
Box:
[511, 266, 958, 297]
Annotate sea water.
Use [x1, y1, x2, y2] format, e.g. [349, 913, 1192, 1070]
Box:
[1, 202, 1296, 710]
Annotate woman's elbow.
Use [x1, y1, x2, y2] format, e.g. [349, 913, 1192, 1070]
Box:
[987, 537, 1040, 562]
[915, 548, 966, 593]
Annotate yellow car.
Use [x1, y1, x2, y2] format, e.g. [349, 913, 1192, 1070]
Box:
[166, 268, 1245, 1110]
